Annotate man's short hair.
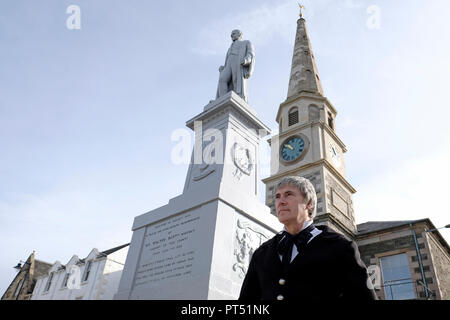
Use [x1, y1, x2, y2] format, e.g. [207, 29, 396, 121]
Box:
[274, 176, 317, 219]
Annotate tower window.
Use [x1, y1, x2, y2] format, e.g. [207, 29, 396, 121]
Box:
[327, 112, 334, 130]
[288, 107, 299, 126]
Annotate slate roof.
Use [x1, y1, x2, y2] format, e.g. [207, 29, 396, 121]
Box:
[356, 220, 422, 235]
[357, 218, 450, 254]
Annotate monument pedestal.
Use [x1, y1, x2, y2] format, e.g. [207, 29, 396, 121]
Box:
[114, 92, 282, 299]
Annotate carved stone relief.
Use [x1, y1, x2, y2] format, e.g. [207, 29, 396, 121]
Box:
[233, 219, 271, 278]
[231, 143, 253, 180]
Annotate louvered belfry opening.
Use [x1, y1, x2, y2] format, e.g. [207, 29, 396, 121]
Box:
[288, 108, 299, 126]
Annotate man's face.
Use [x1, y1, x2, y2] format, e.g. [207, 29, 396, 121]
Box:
[275, 184, 310, 227]
[231, 30, 241, 41]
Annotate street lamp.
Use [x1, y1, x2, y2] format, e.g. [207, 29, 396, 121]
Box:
[13, 261, 26, 271]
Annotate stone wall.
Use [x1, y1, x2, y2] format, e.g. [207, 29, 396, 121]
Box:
[324, 173, 355, 234]
[1, 269, 29, 300]
[356, 226, 446, 300]
[2, 255, 51, 300]
[425, 232, 450, 299]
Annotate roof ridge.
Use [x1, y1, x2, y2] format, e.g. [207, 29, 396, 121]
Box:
[100, 243, 130, 256]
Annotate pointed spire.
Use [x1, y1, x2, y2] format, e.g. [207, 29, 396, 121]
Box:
[287, 16, 324, 99]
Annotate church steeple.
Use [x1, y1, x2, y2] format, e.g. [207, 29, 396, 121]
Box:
[264, 9, 359, 240]
[287, 17, 324, 99]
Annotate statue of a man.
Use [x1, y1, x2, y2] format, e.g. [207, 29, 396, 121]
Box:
[216, 29, 255, 103]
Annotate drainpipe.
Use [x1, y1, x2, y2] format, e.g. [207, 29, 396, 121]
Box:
[409, 222, 429, 299]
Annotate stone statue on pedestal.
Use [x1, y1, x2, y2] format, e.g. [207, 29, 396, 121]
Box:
[216, 30, 254, 103]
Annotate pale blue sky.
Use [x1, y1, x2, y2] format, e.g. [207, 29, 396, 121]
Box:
[1, 0, 450, 295]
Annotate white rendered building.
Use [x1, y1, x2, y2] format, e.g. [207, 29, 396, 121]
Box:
[31, 244, 129, 300]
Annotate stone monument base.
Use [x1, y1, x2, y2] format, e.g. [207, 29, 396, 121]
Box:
[114, 183, 281, 300]
[114, 93, 282, 299]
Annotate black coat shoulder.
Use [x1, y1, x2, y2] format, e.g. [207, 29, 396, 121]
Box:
[252, 225, 351, 256]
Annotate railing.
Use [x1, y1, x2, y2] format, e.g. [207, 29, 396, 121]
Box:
[379, 278, 434, 300]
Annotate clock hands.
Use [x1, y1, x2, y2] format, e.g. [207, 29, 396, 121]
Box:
[281, 137, 306, 162]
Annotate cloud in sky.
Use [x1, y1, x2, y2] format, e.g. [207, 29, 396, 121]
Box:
[341, 0, 364, 9]
[190, 0, 297, 56]
[354, 148, 450, 234]
[188, 0, 381, 57]
[0, 188, 132, 251]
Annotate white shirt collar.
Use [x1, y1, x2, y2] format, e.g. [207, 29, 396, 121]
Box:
[279, 220, 322, 262]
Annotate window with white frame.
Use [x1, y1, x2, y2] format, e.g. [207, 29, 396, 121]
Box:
[62, 272, 70, 288]
[44, 272, 54, 292]
[82, 260, 92, 282]
[380, 253, 415, 300]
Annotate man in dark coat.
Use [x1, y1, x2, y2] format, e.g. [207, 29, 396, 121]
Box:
[239, 176, 377, 301]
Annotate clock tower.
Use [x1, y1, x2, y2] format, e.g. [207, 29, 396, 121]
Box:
[262, 15, 358, 239]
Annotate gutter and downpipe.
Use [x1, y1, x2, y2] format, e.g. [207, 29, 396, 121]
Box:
[409, 222, 429, 299]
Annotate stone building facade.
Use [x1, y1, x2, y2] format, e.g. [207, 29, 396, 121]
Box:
[1, 252, 52, 300]
[356, 219, 450, 300]
[31, 243, 129, 300]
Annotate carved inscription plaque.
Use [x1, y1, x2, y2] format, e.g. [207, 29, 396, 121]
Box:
[134, 212, 201, 287]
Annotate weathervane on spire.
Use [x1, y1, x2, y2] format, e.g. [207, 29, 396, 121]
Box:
[298, 3, 305, 18]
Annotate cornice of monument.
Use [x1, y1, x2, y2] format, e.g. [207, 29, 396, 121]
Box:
[186, 91, 270, 137]
[132, 182, 282, 233]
